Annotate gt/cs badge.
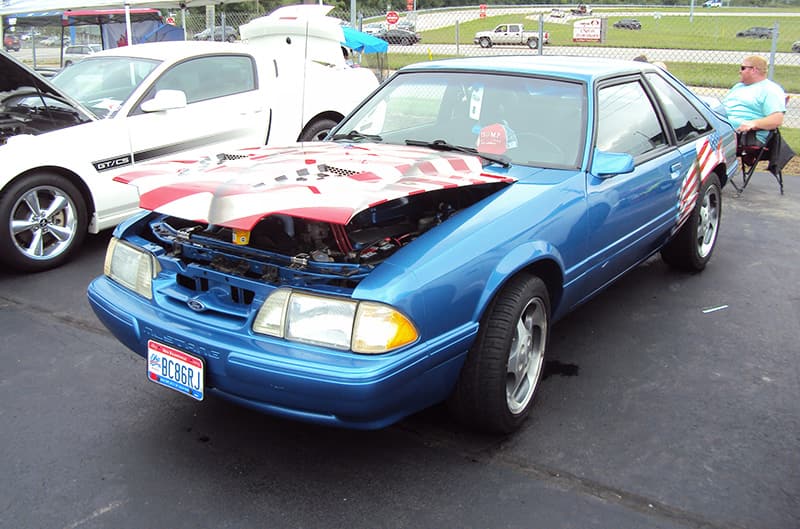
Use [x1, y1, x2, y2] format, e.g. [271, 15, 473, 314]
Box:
[93, 155, 132, 172]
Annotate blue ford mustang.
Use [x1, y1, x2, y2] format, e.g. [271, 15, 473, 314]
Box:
[88, 56, 738, 433]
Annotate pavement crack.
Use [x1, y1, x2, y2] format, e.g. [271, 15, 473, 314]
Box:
[395, 423, 745, 529]
[0, 294, 111, 337]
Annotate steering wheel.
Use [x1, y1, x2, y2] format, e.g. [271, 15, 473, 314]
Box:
[514, 132, 566, 164]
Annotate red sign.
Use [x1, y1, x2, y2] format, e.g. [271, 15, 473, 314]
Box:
[479, 4, 487, 18]
[406, 0, 413, 11]
[386, 11, 399, 25]
[165, 16, 176, 25]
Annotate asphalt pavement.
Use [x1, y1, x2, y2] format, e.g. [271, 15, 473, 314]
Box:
[0, 172, 798, 529]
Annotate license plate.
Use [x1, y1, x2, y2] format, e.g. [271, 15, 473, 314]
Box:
[147, 340, 204, 401]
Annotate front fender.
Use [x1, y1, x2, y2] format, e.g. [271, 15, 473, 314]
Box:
[475, 240, 565, 322]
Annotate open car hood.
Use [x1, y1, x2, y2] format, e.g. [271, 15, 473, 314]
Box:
[116, 142, 516, 230]
[1, 50, 95, 142]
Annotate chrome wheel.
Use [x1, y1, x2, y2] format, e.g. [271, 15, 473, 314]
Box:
[10, 185, 78, 261]
[506, 297, 547, 414]
[449, 274, 550, 433]
[696, 182, 720, 259]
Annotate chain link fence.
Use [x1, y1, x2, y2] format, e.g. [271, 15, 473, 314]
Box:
[5, 5, 798, 126]
[190, 6, 798, 127]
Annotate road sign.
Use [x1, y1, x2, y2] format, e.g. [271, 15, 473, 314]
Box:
[572, 18, 602, 42]
[166, 16, 176, 25]
[386, 11, 399, 25]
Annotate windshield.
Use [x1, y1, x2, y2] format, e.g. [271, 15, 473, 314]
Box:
[335, 70, 586, 168]
[51, 56, 160, 118]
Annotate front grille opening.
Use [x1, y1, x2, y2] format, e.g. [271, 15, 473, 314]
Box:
[177, 274, 209, 292]
[231, 286, 255, 305]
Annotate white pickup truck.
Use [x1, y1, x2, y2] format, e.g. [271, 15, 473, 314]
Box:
[473, 24, 550, 49]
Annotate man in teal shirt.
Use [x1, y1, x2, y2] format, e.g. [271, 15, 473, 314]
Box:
[722, 55, 786, 144]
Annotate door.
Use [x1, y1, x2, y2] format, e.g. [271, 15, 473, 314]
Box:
[583, 77, 682, 295]
[494, 25, 511, 45]
[126, 54, 269, 167]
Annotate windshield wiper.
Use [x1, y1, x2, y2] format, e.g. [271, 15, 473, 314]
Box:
[405, 139, 510, 167]
[331, 130, 383, 142]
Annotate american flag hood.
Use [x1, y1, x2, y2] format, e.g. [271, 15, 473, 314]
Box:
[115, 142, 515, 230]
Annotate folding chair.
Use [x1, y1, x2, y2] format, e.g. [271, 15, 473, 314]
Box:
[731, 129, 788, 195]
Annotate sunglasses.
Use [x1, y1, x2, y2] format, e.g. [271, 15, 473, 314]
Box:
[740, 65, 755, 71]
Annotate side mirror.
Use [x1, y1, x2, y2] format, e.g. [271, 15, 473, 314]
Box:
[140, 89, 187, 113]
[591, 149, 635, 178]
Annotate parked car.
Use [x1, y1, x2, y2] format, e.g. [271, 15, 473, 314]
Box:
[550, 8, 566, 18]
[613, 19, 642, 30]
[736, 27, 773, 39]
[376, 28, 421, 45]
[793, 40, 800, 52]
[361, 22, 386, 35]
[88, 56, 737, 434]
[3, 33, 20, 52]
[396, 20, 416, 32]
[193, 25, 238, 42]
[0, 41, 379, 272]
[570, 3, 593, 15]
[62, 44, 102, 67]
[703, 0, 722, 7]
[38, 35, 61, 46]
[474, 24, 550, 48]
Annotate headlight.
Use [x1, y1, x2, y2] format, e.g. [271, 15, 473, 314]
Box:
[253, 289, 418, 354]
[104, 238, 160, 299]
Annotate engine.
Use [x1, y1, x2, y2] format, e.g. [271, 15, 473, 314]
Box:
[154, 182, 506, 276]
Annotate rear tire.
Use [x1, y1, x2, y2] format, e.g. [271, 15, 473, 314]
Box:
[527, 37, 538, 49]
[661, 172, 721, 272]
[448, 274, 550, 434]
[0, 172, 87, 272]
[298, 118, 339, 142]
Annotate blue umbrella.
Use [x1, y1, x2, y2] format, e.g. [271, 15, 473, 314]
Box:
[341, 26, 387, 54]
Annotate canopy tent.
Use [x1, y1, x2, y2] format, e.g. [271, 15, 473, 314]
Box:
[61, 9, 184, 49]
[341, 26, 387, 54]
[1, 0, 221, 51]
[0, 0, 220, 17]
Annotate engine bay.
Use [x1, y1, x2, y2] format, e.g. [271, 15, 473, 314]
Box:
[149, 182, 508, 284]
[0, 88, 88, 146]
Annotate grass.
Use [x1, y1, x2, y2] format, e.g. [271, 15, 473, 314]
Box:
[420, 12, 800, 53]
[665, 62, 800, 93]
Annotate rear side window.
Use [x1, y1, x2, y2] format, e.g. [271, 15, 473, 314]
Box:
[596, 80, 667, 158]
[647, 73, 711, 144]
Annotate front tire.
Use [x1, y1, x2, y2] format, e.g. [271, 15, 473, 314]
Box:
[298, 118, 339, 142]
[448, 274, 550, 433]
[0, 172, 87, 272]
[661, 172, 721, 272]
[479, 37, 492, 48]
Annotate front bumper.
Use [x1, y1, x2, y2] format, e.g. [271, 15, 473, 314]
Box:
[88, 276, 476, 429]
